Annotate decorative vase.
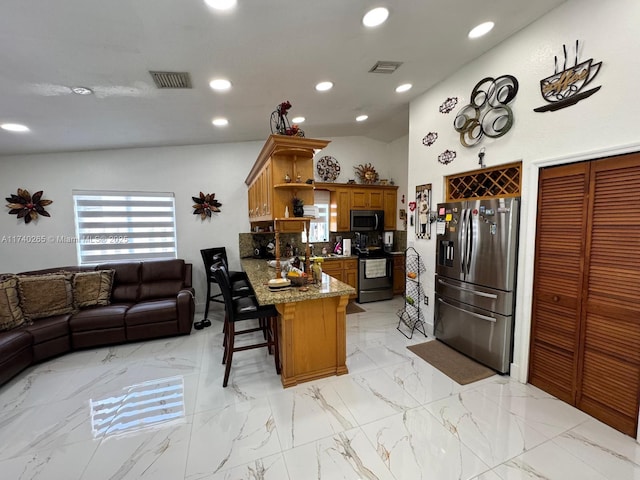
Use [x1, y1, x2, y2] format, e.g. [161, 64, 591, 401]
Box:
[293, 204, 304, 217]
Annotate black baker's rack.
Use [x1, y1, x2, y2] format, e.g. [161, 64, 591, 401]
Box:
[396, 247, 428, 339]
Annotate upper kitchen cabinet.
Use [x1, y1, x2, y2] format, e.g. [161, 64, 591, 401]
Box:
[316, 182, 397, 232]
[383, 188, 397, 230]
[246, 135, 330, 225]
[350, 187, 384, 210]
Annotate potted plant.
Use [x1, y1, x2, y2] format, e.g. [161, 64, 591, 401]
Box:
[292, 197, 304, 217]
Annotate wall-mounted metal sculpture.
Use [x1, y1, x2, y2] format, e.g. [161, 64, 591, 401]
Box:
[438, 149, 456, 165]
[533, 40, 602, 113]
[422, 132, 438, 147]
[453, 75, 518, 147]
[439, 97, 458, 114]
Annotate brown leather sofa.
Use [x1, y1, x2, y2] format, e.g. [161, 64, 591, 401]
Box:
[0, 259, 195, 387]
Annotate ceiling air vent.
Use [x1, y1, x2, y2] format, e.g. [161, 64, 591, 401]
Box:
[149, 71, 192, 88]
[368, 61, 403, 74]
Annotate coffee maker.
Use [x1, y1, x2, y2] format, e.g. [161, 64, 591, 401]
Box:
[383, 231, 394, 253]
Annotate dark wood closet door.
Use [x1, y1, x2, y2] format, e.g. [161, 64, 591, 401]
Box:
[529, 162, 590, 404]
[577, 153, 640, 436]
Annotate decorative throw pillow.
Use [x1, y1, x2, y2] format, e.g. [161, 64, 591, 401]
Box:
[0, 275, 25, 331]
[18, 273, 74, 321]
[73, 270, 115, 308]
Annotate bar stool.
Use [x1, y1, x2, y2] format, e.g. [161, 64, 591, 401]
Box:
[211, 263, 280, 387]
[197, 247, 250, 330]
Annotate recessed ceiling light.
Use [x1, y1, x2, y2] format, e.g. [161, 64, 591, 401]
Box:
[315, 81, 333, 92]
[204, 0, 236, 10]
[1, 123, 30, 132]
[468, 21, 494, 39]
[212, 118, 229, 127]
[356, 115, 368, 122]
[363, 7, 389, 27]
[71, 86, 93, 95]
[395, 83, 412, 93]
[291, 116, 305, 123]
[209, 78, 232, 91]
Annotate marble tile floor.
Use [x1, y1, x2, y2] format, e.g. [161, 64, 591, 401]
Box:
[2, 296, 640, 479]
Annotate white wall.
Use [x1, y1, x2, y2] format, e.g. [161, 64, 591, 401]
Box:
[0, 135, 402, 310]
[406, 0, 640, 383]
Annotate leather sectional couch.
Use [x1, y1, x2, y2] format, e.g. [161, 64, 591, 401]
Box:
[0, 259, 195, 387]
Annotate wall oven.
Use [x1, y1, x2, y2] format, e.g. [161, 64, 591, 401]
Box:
[350, 210, 384, 232]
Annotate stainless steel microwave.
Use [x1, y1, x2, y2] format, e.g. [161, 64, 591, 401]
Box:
[350, 210, 384, 232]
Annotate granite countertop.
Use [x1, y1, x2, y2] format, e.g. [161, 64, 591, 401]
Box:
[241, 258, 355, 305]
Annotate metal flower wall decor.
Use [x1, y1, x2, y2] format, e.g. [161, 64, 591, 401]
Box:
[192, 192, 222, 220]
[6, 188, 52, 224]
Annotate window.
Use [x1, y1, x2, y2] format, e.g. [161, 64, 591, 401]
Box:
[73, 190, 177, 265]
[301, 190, 330, 243]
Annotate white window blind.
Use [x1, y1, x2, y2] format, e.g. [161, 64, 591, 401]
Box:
[73, 190, 177, 265]
[302, 190, 330, 243]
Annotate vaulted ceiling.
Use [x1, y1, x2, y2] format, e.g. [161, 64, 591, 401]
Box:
[0, 0, 566, 156]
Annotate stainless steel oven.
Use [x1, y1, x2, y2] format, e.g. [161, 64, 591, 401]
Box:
[357, 255, 393, 303]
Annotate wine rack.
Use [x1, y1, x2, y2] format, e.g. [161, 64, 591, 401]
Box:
[446, 162, 521, 201]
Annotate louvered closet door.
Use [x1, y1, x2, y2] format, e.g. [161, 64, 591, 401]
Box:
[578, 154, 640, 436]
[529, 162, 590, 403]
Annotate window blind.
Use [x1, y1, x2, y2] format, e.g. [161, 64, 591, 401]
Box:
[73, 190, 177, 265]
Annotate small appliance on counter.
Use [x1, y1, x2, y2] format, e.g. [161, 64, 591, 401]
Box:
[383, 231, 394, 252]
[342, 238, 352, 256]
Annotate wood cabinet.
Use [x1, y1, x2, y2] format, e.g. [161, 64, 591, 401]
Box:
[383, 189, 397, 230]
[329, 188, 351, 232]
[317, 183, 397, 232]
[393, 254, 405, 295]
[322, 257, 358, 299]
[246, 135, 330, 227]
[350, 188, 384, 209]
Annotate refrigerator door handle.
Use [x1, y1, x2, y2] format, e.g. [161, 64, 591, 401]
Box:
[460, 209, 468, 273]
[437, 279, 498, 299]
[437, 298, 497, 323]
[466, 209, 473, 274]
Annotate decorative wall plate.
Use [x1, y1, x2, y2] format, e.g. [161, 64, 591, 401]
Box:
[316, 155, 341, 182]
[354, 163, 379, 184]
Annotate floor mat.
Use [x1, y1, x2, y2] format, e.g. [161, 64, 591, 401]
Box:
[407, 340, 496, 385]
[346, 302, 366, 314]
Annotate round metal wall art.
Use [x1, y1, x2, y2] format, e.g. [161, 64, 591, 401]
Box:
[453, 75, 518, 147]
[316, 156, 340, 182]
[422, 132, 438, 146]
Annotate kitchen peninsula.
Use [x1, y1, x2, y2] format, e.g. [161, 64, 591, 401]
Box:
[241, 258, 355, 387]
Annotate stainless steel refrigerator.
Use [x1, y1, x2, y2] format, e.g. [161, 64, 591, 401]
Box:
[434, 197, 520, 373]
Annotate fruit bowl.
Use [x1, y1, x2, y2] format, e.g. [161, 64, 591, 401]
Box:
[287, 272, 309, 286]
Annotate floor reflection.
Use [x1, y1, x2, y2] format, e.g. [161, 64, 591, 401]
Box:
[90, 375, 185, 437]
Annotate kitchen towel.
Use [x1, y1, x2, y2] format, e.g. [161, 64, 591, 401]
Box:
[365, 258, 387, 278]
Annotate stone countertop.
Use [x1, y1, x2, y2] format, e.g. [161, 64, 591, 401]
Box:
[241, 259, 356, 305]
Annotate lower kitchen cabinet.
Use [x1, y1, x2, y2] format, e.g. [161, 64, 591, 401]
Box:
[322, 258, 358, 299]
[393, 254, 405, 295]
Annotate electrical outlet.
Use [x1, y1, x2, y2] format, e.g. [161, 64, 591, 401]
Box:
[424, 296, 429, 306]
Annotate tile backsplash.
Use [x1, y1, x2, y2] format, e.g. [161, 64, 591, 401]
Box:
[239, 228, 407, 258]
